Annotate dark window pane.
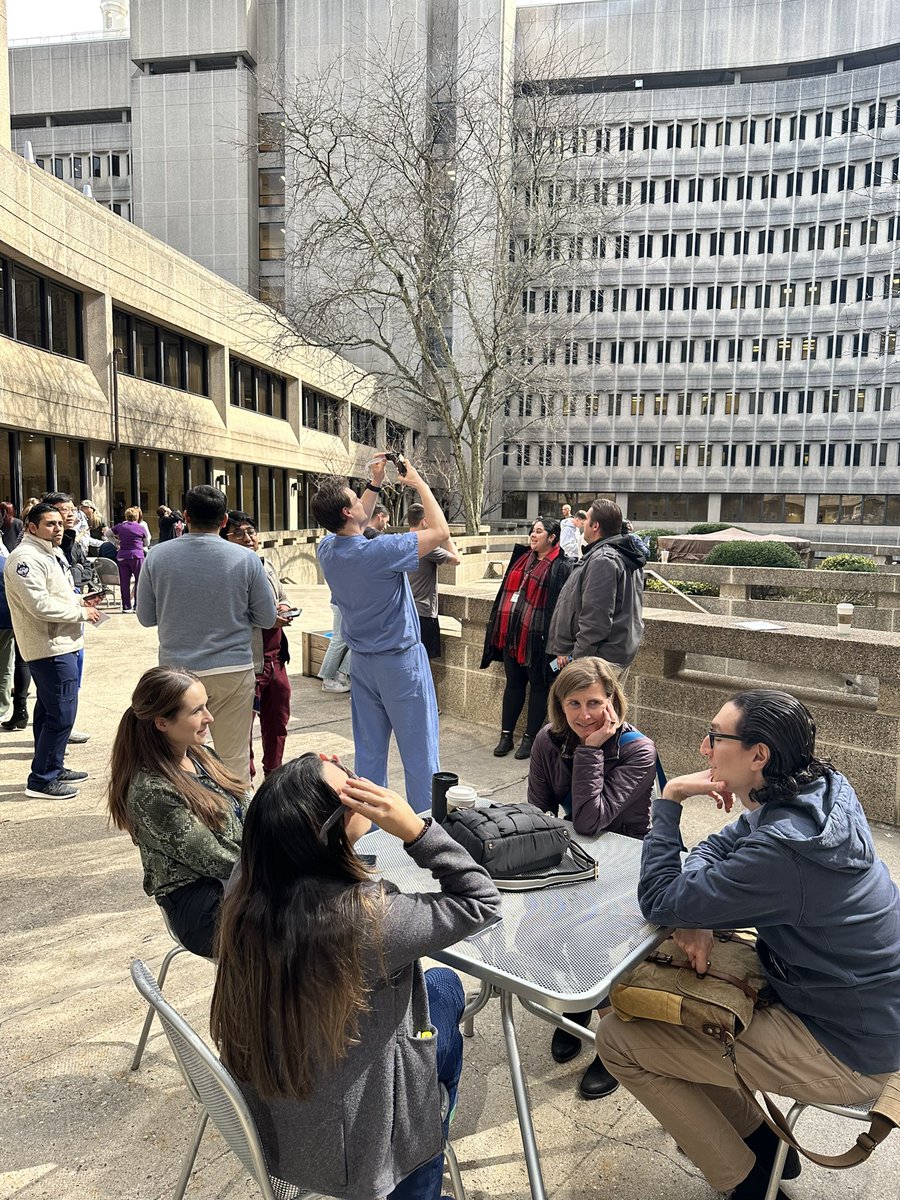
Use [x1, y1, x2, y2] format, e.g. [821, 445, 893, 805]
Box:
[501, 491, 527, 520]
[186, 340, 207, 395]
[237, 361, 255, 408]
[13, 265, 42, 347]
[48, 283, 79, 357]
[258, 370, 273, 415]
[161, 332, 183, 388]
[113, 310, 131, 371]
[259, 168, 285, 206]
[259, 222, 285, 260]
[863, 496, 886, 525]
[134, 320, 159, 382]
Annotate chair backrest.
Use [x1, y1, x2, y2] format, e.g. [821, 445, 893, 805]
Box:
[93, 557, 119, 581]
[130, 959, 278, 1199]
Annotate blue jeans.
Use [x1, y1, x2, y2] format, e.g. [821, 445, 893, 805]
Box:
[27, 651, 80, 788]
[389, 968, 465, 1200]
[318, 603, 352, 681]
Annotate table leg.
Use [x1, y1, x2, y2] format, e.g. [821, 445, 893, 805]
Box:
[499, 989, 547, 1200]
[462, 980, 494, 1038]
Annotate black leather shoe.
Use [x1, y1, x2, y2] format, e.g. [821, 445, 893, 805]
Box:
[493, 733, 514, 757]
[551, 1010, 592, 1063]
[514, 734, 534, 760]
[743, 1123, 801, 1181]
[578, 1055, 619, 1099]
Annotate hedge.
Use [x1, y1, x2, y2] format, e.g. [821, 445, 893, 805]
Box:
[685, 522, 748, 535]
[704, 540, 804, 568]
[645, 577, 720, 596]
[634, 527, 676, 561]
[818, 554, 877, 573]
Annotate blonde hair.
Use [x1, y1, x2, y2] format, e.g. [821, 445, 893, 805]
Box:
[547, 657, 628, 738]
[124, 506, 141, 522]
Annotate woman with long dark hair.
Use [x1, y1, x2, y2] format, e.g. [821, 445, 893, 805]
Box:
[596, 689, 900, 1200]
[107, 666, 248, 956]
[211, 754, 501, 1200]
[1, 500, 23, 554]
[481, 517, 572, 760]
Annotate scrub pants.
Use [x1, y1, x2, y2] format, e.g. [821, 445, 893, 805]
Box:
[388, 968, 465, 1200]
[27, 651, 80, 789]
[350, 643, 439, 813]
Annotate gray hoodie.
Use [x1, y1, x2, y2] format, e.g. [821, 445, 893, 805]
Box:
[547, 532, 648, 666]
[638, 772, 900, 1075]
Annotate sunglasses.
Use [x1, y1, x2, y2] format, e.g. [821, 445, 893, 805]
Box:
[317, 754, 359, 843]
[706, 730, 747, 749]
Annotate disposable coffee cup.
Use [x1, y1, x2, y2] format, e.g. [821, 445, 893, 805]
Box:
[431, 772, 458, 823]
[837, 603, 854, 635]
[446, 785, 478, 812]
[660, 549, 670, 563]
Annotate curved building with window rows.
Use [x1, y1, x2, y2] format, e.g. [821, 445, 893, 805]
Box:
[508, 0, 900, 536]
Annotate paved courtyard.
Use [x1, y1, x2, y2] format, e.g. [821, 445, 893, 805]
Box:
[1, 584, 898, 1200]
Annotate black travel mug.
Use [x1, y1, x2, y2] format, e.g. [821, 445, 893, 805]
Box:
[431, 772, 458, 824]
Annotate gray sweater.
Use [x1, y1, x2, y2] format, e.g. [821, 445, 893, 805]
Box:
[137, 533, 277, 672]
[237, 820, 501, 1200]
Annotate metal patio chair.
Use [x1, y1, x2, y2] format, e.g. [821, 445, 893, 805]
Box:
[764, 1098, 880, 1200]
[130, 959, 466, 1200]
[130, 908, 213, 1071]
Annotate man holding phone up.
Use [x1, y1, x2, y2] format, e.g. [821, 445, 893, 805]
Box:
[311, 455, 451, 812]
[3, 503, 103, 799]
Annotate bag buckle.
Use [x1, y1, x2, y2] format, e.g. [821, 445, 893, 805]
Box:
[856, 1132, 877, 1156]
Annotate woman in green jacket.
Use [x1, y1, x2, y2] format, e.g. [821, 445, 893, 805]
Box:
[107, 665, 248, 956]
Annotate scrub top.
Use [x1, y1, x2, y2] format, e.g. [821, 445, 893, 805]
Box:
[317, 531, 421, 654]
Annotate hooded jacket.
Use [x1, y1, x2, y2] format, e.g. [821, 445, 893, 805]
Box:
[547, 531, 648, 666]
[638, 772, 900, 1075]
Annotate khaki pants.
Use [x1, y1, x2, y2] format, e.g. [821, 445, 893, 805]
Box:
[595, 1004, 892, 1191]
[196, 668, 256, 788]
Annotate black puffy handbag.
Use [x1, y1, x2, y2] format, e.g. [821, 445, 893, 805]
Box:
[443, 804, 598, 890]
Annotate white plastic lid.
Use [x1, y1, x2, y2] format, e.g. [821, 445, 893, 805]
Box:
[446, 785, 478, 808]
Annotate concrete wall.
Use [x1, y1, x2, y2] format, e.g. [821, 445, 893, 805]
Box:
[435, 586, 900, 823]
[131, 0, 258, 61]
[516, 0, 897, 76]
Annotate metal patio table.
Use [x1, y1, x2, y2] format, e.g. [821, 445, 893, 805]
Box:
[358, 824, 666, 1200]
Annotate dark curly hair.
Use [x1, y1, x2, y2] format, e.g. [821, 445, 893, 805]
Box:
[729, 689, 831, 806]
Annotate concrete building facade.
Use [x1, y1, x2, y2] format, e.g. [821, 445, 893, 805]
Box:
[7, 0, 900, 537]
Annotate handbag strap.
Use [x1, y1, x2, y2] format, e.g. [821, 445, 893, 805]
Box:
[619, 729, 667, 791]
[645, 952, 762, 1005]
[715, 1033, 898, 1169]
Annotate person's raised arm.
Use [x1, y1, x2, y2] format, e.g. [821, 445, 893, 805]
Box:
[360, 456, 387, 523]
[398, 464, 451, 558]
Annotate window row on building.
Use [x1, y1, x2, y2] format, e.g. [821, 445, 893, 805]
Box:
[507, 385, 893, 420]
[519, 158, 899, 211]
[230, 356, 289, 420]
[34, 152, 130, 182]
[523, 273, 900, 316]
[515, 328, 899, 367]
[512, 217, 900, 265]
[0, 255, 82, 359]
[520, 100, 899, 160]
[113, 308, 209, 396]
[503, 438, 900, 470]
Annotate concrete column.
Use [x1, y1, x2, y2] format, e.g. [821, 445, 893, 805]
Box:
[708, 493, 722, 521]
[804, 494, 820, 525]
[208, 346, 228, 424]
[526, 491, 540, 521]
[0, 2, 10, 152]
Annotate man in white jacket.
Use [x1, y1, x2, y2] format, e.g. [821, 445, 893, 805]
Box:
[3, 503, 102, 799]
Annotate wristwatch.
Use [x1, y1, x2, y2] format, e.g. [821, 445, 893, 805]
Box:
[365, 482, 382, 494]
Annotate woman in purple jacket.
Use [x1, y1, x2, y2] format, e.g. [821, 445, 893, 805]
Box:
[528, 655, 657, 1099]
[111, 506, 150, 612]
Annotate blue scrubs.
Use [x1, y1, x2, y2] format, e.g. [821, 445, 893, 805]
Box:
[317, 532, 439, 812]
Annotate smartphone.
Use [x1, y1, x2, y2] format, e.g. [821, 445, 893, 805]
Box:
[550, 656, 571, 673]
[82, 587, 106, 602]
[358, 853, 377, 868]
[383, 451, 408, 477]
[283, 606, 302, 619]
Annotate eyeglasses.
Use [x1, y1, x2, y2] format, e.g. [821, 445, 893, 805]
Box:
[706, 730, 746, 749]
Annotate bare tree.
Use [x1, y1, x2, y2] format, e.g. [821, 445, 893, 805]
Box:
[261, 16, 630, 532]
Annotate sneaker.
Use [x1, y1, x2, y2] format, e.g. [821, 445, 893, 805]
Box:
[322, 679, 351, 693]
[25, 780, 79, 799]
[67, 730, 91, 744]
[58, 769, 89, 783]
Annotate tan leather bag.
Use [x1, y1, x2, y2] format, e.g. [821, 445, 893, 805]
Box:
[611, 931, 900, 1170]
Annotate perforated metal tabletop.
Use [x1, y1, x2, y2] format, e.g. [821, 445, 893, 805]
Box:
[359, 825, 661, 1012]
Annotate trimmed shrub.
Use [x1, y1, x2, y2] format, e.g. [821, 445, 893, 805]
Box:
[685, 522, 748, 535]
[635, 527, 676, 561]
[818, 554, 877, 573]
[704, 540, 804, 569]
[645, 577, 719, 597]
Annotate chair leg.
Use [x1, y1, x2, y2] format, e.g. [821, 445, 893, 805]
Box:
[444, 1138, 466, 1200]
[130, 944, 189, 1071]
[172, 1110, 209, 1200]
[763, 1103, 805, 1200]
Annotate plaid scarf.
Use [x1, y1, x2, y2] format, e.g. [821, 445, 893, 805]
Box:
[493, 546, 560, 665]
